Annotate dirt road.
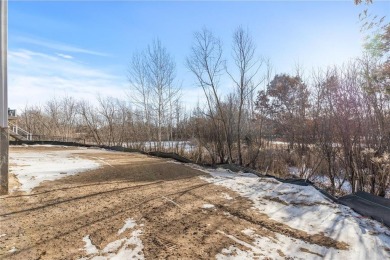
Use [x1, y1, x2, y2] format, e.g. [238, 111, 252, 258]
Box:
[0, 146, 348, 259]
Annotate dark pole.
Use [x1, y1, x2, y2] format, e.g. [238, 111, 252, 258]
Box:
[0, 0, 8, 195]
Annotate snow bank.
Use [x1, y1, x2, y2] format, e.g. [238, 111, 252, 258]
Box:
[200, 168, 390, 260]
[9, 148, 102, 192]
[80, 218, 144, 260]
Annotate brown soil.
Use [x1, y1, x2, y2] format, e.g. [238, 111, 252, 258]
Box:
[0, 146, 348, 260]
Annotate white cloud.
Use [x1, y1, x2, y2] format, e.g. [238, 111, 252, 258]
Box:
[8, 49, 206, 113]
[14, 36, 109, 57]
[8, 49, 127, 111]
[56, 53, 73, 59]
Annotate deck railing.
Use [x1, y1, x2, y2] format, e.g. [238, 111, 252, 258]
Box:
[8, 122, 33, 141]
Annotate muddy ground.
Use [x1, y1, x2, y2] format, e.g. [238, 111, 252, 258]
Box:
[0, 146, 347, 259]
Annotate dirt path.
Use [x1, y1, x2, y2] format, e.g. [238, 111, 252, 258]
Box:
[0, 147, 346, 259]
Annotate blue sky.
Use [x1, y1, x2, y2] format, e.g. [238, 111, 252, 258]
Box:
[8, 0, 390, 110]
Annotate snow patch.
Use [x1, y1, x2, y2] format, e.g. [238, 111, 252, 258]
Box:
[81, 218, 144, 260]
[118, 218, 136, 235]
[289, 166, 352, 194]
[8, 247, 17, 253]
[9, 148, 102, 192]
[125, 141, 195, 152]
[202, 204, 215, 209]
[241, 228, 255, 237]
[82, 235, 99, 255]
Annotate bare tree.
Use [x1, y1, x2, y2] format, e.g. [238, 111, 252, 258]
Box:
[187, 28, 233, 163]
[227, 26, 263, 165]
[146, 39, 178, 148]
[19, 105, 49, 139]
[249, 59, 273, 168]
[97, 96, 118, 146]
[128, 51, 152, 143]
[78, 100, 103, 145]
[312, 67, 342, 193]
[129, 39, 179, 149]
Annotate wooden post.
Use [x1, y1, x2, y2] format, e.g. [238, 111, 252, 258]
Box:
[0, 0, 8, 195]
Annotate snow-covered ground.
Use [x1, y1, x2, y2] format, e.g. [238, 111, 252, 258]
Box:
[198, 167, 390, 260]
[80, 218, 144, 260]
[9, 146, 102, 192]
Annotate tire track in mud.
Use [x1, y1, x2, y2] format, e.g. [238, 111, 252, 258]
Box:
[1, 179, 213, 259]
[0, 181, 165, 217]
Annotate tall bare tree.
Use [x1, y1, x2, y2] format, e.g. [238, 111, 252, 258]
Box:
[128, 50, 152, 143]
[146, 39, 178, 148]
[129, 39, 179, 149]
[227, 26, 263, 165]
[187, 28, 233, 163]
